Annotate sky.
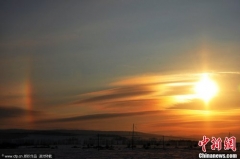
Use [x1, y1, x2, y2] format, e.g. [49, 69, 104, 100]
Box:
[1, 0, 240, 139]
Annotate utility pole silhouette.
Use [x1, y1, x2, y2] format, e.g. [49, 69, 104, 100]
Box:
[163, 135, 165, 149]
[98, 133, 100, 151]
[132, 124, 134, 149]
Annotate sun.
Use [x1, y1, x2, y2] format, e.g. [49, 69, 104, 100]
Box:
[194, 73, 219, 103]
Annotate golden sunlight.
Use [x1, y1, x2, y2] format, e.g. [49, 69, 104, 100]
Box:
[194, 73, 219, 103]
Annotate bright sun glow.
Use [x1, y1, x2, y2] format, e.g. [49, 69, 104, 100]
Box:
[194, 73, 219, 103]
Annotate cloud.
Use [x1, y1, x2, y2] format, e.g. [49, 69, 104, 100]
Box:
[169, 99, 206, 110]
[102, 99, 162, 111]
[163, 85, 195, 96]
[73, 85, 154, 104]
[35, 72, 240, 129]
[0, 106, 43, 119]
[38, 110, 161, 123]
[111, 74, 198, 86]
[151, 120, 239, 129]
[72, 74, 201, 107]
[169, 94, 240, 110]
[69, 73, 220, 112]
[66, 72, 240, 117]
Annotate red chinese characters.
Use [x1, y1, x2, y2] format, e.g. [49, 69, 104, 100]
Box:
[199, 136, 237, 152]
[198, 136, 210, 152]
[224, 136, 236, 152]
[211, 137, 222, 151]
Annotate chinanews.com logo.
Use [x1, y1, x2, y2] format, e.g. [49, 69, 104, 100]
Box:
[198, 135, 238, 158]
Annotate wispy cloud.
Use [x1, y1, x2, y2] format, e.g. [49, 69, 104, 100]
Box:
[102, 99, 162, 112]
[72, 73, 200, 109]
[73, 85, 154, 105]
[169, 99, 206, 110]
[69, 72, 240, 115]
[0, 106, 43, 119]
[37, 110, 161, 123]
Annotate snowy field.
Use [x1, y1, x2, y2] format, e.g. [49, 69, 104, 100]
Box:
[1, 146, 239, 159]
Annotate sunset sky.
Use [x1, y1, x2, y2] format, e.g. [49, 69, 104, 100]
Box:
[1, 1, 240, 139]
